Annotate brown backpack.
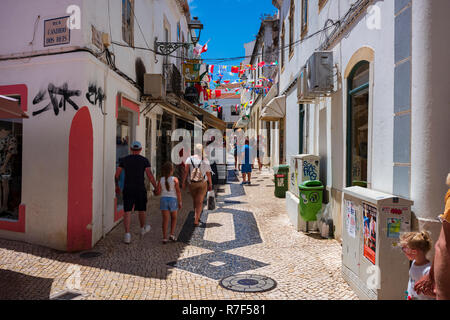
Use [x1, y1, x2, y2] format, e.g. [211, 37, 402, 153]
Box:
[190, 158, 204, 183]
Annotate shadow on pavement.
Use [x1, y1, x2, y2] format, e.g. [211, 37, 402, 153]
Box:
[0, 188, 200, 282]
[0, 269, 53, 300]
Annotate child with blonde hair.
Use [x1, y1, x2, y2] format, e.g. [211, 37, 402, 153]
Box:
[400, 231, 435, 300]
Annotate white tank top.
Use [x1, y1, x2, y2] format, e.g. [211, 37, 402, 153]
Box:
[160, 176, 177, 198]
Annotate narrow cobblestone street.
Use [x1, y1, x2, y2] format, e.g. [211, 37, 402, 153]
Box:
[0, 167, 357, 300]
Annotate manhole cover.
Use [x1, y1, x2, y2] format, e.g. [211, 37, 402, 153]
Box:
[219, 274, 277, 293]
[80, 251, 102, 259]
[50, 290, 83, 300]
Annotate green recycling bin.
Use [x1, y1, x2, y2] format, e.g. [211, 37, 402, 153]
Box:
[298, 180, 324, 222]
[274, 165, 290, 198]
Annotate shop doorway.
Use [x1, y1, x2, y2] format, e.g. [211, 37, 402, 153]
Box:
[0, 118, 23, 221]
[116, 107, 135, 212]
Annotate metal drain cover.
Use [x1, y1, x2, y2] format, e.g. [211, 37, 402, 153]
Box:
[80, 251, 102, 259]
[219, 274, 277, 293]
[50, 290, 83, 300]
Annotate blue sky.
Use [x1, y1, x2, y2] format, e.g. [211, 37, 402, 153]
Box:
[188, 0, 278, 83]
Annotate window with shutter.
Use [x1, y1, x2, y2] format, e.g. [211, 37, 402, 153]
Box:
[122, 0, 134, 46]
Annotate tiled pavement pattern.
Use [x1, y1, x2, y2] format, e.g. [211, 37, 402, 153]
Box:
[0, 167, 358, 300]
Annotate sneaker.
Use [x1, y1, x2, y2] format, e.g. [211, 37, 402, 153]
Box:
[141, 225, 151, 237]
[169, 235, 177, 242]
[124, 233, 131, 244]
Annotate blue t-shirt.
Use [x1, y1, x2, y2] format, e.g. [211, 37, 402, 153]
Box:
[241, 145, 252, 165]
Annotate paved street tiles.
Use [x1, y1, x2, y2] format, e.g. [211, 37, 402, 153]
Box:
[0, 167, 357, 300]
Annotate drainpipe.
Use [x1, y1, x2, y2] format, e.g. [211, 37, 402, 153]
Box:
[101, 59, 109, 240]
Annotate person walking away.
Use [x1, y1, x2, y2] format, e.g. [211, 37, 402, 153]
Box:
[400, 231, 435, 300]
[157, 162, 182, 244]
[182, 144, 213, 227]
[115, 141, 158, 244]
[415, 173, 450, 300]
[240, 138, 252, 185]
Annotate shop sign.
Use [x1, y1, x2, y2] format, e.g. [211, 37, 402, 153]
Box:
[183, 60, 201, 83]
[44, 16, 70, 47]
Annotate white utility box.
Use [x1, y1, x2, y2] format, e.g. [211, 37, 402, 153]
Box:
[286, 154, 320, 232]
[342, 186, 413, 300]
[289, 154, 320, 198]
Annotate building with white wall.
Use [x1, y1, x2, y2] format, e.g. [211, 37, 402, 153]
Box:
[0, 0, 224, 252]
[274, 0, 450, 246]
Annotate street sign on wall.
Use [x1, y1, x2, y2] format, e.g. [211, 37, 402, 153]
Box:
[44, 16, 70, 47]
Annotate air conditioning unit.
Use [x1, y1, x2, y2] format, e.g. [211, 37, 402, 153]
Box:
[297, 66, 316, 103]
[306, 51, 334, 94]
[144, 74, 166, 99]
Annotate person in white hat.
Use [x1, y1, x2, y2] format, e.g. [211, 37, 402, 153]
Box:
[115, 141, 159, 244]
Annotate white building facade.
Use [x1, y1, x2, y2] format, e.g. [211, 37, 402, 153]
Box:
[275, 0, 450, 242]
[0, 0, 224, 251]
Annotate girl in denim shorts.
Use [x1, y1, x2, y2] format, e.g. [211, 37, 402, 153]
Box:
[157, 162, 182, 244]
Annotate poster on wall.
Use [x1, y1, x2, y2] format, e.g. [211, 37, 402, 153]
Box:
[345, 200, 357, 239]
[363, 203, 377, 264]
[387, 218, 402, 239]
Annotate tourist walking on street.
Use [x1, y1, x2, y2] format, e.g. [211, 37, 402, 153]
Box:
[182, 144, 213, 227]
[241, 138, 253, 185]
[233, 136, 239, 171]
[157, 162, 182, 244]
[115, 141, 158, 244]
[400, 231, 434, 300]
[415, 173, 450, 300]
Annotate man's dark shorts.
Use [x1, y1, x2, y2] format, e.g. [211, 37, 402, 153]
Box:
[123, 189, 147, 212]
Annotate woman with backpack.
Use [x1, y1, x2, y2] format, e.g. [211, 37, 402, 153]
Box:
[182, 144, 213, 227]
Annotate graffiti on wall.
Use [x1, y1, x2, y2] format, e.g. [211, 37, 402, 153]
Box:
[303, 161, 318, 181]
[86, 83, 107, 115]
[32, 83, 107, 117]
[32, 83, 81, 116]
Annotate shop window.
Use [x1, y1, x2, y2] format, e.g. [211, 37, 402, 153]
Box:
[346, 61, 370, 188]
[122, 0, 134, 46]
[0, 109, 23, 221]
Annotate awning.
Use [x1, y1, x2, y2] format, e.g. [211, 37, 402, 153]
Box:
[143, 97, 200, 126]
[0, 95, 29, 119]
[233, 107, 251, 129]
[178, 98, 227, 131]
[234, 117, 249, 129]
[260, 95, 286, 121]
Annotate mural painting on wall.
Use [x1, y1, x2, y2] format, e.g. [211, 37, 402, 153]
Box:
[32, 82, 106, 117]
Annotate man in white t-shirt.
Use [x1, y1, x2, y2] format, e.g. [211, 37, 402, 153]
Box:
[182, 144, 213, 227]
